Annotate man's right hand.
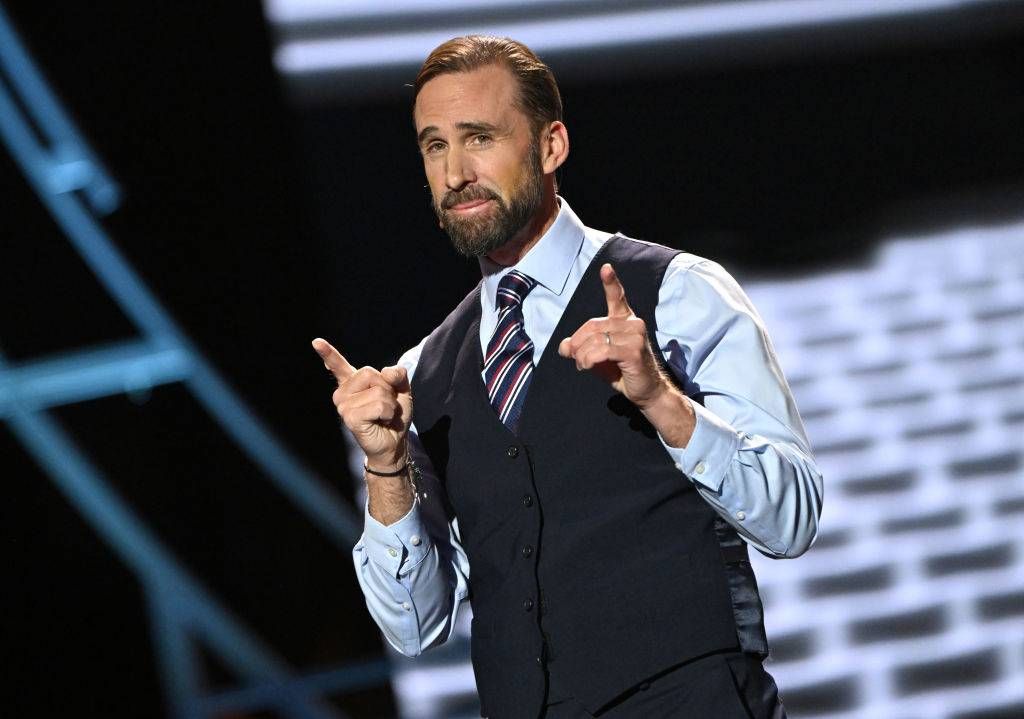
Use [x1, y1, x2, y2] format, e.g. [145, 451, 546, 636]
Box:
[312, 337, 413, 471]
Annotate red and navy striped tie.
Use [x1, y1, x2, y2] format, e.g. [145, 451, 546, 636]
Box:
[483, 270, 538, 431]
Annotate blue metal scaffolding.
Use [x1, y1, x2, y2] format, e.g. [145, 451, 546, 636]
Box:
[0, 5, 387, 716]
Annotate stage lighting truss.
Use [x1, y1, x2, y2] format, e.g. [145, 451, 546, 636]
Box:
[0, 6, 384, 718]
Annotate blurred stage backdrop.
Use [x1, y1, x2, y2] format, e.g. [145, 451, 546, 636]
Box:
[3, 1, 1024, 717]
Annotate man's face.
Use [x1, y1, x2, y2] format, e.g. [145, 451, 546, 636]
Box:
[414, 64, 545, 258]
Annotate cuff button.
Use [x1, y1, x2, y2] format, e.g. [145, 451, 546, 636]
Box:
[410, 535, 422, 547]
[694, 461, 706, 475]
[387, 547, 398, 558]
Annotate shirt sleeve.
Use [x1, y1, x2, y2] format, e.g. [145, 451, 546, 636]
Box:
[654, 256, 824, 558]
[351, 338, 471, 656]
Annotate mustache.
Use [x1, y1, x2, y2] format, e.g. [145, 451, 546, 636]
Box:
[440, 185, 500, 210]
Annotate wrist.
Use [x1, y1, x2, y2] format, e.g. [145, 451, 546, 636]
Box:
[639, 382, 696, 449]
[364, 459, 408, 478]
[365, 455, 418, 525]
[365, 443, 409, 474]
[364, 456, 407, 476]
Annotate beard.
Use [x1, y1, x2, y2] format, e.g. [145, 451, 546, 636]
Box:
[433, 143, 544, 259]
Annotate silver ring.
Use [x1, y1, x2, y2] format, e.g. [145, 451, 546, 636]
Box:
[604, 331, 611, 346]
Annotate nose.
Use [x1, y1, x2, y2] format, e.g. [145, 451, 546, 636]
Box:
[445, 146, 476, 191]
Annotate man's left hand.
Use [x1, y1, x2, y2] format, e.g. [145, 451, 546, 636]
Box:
[557, 263, 670, 410]
[558, 263, 697, 447]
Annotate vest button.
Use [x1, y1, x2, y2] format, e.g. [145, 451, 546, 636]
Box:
[522, 544, 534, 558]
[535, 655, 543, 667]
[522, 494, 534, 507]
[523, 598, 534, 612]
[507, 445, 519, 458]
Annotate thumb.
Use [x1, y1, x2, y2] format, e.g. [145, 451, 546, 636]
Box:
[381, 365, 410, 391]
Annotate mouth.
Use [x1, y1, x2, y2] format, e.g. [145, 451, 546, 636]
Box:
[448, 198, 493, 214]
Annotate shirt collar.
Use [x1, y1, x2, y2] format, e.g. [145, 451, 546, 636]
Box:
[480, 197, 586, 311]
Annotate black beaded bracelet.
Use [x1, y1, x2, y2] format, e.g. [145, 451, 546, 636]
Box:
[363, 460, 408, 477]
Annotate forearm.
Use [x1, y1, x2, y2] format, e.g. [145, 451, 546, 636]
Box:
[327, 338, 467, 653]
[715, 438, 822, 557]
[355, 429, 471, 655]
[364, 455, 416, 526]
[640, 381, 696, 449]
[642, 354, 821, 557]
[663, 400, 823, 558]
[353, 499, 470, 655]
[651, 255, 825, 558]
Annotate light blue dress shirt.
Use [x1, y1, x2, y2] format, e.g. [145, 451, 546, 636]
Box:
[353, 199, 824, 657]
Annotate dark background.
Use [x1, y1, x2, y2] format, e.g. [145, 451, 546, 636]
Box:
[3, 2, 1023, 717]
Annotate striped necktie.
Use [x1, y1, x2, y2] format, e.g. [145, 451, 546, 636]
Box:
[483, 270, 538, 431]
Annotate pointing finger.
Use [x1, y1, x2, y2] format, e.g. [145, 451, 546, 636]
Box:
[311, 337, 356, 383]
[601, 263, 632, 318]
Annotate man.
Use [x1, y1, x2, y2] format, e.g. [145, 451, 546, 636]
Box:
[313, 36, 822, 718]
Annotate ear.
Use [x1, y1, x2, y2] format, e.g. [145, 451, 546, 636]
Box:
[540, 121, 569, 174]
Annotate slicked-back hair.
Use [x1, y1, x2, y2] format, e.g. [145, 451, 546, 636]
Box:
[414, 35, 562, 134]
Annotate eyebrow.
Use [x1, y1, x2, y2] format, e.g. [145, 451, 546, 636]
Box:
[417, 121, 502, 145]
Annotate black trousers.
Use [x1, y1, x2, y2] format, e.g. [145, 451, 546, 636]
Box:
[540, 651, 786, 718]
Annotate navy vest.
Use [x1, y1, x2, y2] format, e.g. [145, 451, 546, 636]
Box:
[412, 236, 767, 717]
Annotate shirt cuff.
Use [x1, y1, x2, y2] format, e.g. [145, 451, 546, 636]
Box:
[659, 401, 742, 493]
[361, 497, 433, 579]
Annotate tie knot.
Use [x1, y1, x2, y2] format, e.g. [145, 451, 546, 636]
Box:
[496, 270, 537, 311]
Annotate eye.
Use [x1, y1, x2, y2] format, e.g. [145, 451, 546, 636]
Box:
[470, 134, 492, 146]
[422, 140, 446, 156]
